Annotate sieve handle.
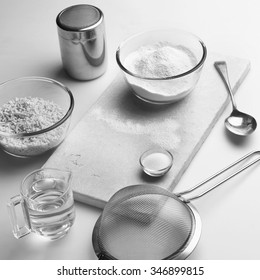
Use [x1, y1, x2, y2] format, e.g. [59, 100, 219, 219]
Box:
[176, 150, 260, 202]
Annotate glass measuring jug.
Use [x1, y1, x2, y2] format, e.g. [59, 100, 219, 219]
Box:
[7, 168, 75, 240]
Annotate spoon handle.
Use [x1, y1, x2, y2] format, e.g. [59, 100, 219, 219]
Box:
[214, 61, 237, 109]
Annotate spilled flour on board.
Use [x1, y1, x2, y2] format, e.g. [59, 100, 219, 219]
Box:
[91, 107, 181, 150]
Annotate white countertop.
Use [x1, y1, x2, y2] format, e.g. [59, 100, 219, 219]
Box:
[1, 0, 260, 260]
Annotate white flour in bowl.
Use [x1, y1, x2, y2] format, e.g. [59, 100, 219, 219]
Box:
[123, 41, 198, 103]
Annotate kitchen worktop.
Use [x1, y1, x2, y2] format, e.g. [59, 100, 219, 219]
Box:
[1, 0, 260, 260]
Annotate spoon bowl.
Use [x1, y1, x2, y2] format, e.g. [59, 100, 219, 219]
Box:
[214, 61, 257, 136]
[225, 109, 257, 136]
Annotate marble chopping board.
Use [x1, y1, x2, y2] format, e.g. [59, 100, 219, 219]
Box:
[44, 52, 250, 208]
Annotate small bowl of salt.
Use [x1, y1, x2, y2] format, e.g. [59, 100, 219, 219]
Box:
[140, 148, 173, 177]
[116, 29, 207, 104]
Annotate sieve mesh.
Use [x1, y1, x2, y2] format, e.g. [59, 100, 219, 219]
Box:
[58, 5, 101, 31]
[94, 185, 195, 260]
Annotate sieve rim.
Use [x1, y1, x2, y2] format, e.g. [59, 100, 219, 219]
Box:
[167, 202, 202, 260]
[92, 186, 202, 260]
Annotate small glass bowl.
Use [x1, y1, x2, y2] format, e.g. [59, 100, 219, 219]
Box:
[140, 148, 173, 177]
[0, 77, 74, 157]
[116, 29, 207, 104]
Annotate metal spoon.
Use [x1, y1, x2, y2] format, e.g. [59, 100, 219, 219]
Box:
[214, 61, 257, 136]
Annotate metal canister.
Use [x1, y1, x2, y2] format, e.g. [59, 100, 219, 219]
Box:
[56, 4, 107, 80]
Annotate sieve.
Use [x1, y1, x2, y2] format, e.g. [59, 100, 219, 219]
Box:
[92, 150, 260, 260]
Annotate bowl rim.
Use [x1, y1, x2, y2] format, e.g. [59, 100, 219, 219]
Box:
[116, 28, 207, 80]
[0, 76, 74, 138]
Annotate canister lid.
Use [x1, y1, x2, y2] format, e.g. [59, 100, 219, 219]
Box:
[56, 4, 103, 32]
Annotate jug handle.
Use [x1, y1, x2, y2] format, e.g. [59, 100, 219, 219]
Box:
[7, 195, 31, 239]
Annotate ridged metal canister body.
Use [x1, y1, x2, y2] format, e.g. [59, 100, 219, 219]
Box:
[56, 5, 107, 80]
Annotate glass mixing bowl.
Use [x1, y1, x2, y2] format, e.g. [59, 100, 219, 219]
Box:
[0, 77, 74, 157]
[116, 29, 207, 104]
